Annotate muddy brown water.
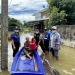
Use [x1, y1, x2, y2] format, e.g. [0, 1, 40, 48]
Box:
[0, 32, 75, 75]
[47, 46, 75, 75]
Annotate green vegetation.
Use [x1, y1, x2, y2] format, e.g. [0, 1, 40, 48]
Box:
[23, 21, 33, 32]
[44, 19, 49, 29]
[0, 14, 28, 32]
[47, 0, 75, 25]
[23, 27, 31, 32]
[8, 17, 23, 31]
[8, 17, 32, 32]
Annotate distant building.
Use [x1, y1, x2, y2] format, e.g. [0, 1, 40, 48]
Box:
[28, 8, 49, 32]
[33, 8, 49, 20]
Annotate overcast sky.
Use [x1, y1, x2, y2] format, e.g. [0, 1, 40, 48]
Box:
[0, 0, 48, 22]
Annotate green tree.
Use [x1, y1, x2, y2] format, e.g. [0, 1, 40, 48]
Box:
[47, 0, 75, 25]
[8, 17, 23, 31]
[44, 19, 49, 28]
[0, 15, 23, 31]
[49, 7, 67, 25]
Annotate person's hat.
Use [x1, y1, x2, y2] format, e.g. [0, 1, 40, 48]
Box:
[52, 26, 57, 30]
[14, 26, 19, 30]
[14, 26, 19, 32]
[44, 28, 47, 30]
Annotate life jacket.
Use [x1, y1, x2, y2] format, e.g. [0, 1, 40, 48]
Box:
[29, 40, 36, 50]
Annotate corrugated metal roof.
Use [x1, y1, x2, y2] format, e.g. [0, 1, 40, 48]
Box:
[27, 18, 49, 23]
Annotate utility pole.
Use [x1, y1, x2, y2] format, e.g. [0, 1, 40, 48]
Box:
[1, 0, 8, 69]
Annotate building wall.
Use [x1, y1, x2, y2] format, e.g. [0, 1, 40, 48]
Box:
[35, 13, 41, 20]
[57, 25, 75, 48]
[34, 9, 49, 20]
[34, 21, 44, 32]
[41, 10, 49, 19]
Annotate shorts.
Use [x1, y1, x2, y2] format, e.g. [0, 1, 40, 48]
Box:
[24, 49, 33, 55]
[44, 40, 49, 52]
[39, 40, 44, 51]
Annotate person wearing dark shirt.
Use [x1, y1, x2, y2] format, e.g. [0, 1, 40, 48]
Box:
[10, 26, 20, 57]
[34, 28, 40, 45]
[43, 28, 50, 55]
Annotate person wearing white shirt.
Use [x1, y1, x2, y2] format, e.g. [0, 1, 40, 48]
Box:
[49, 26, 61, 60]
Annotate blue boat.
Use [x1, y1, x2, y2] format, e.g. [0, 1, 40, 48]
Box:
[10, 47, 45, 75]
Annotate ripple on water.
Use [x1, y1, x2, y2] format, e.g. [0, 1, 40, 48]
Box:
[63, 70, 73, 75]
[59, 64, 62, 65]
[72, 68, 75, 71]
[66, 54, 68, 55]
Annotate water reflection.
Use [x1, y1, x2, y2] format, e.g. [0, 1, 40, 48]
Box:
[0, 70, 9, 75]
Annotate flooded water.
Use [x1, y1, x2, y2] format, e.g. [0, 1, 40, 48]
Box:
[47, 46, 75, 75]
[0, 32, 75, 75]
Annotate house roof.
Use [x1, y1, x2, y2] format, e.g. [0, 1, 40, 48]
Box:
[27, 18, 49, 23]
[33, 8, 47, 16]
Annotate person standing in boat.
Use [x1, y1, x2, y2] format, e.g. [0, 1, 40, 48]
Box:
[10, 26, 21, 57]
[49, 26, 61, 60]
[34, 28, 40, 46]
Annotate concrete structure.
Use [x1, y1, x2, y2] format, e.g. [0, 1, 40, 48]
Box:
[57, 25, 75, 48]
[1, 0, 8, 69]
[33, 8, 49, 20]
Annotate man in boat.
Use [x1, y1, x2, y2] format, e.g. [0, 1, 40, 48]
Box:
[10, 26, 21, 57]
[24, 37, 36, 60]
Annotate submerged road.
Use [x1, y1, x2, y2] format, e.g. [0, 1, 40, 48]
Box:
[0, 32, 75, 75]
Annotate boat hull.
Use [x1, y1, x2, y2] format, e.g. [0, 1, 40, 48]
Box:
[10, 47, 45, 75]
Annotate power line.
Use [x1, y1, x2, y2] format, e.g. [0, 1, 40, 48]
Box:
[8, 0, 12, 7]
[8, 0, 27, 23]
